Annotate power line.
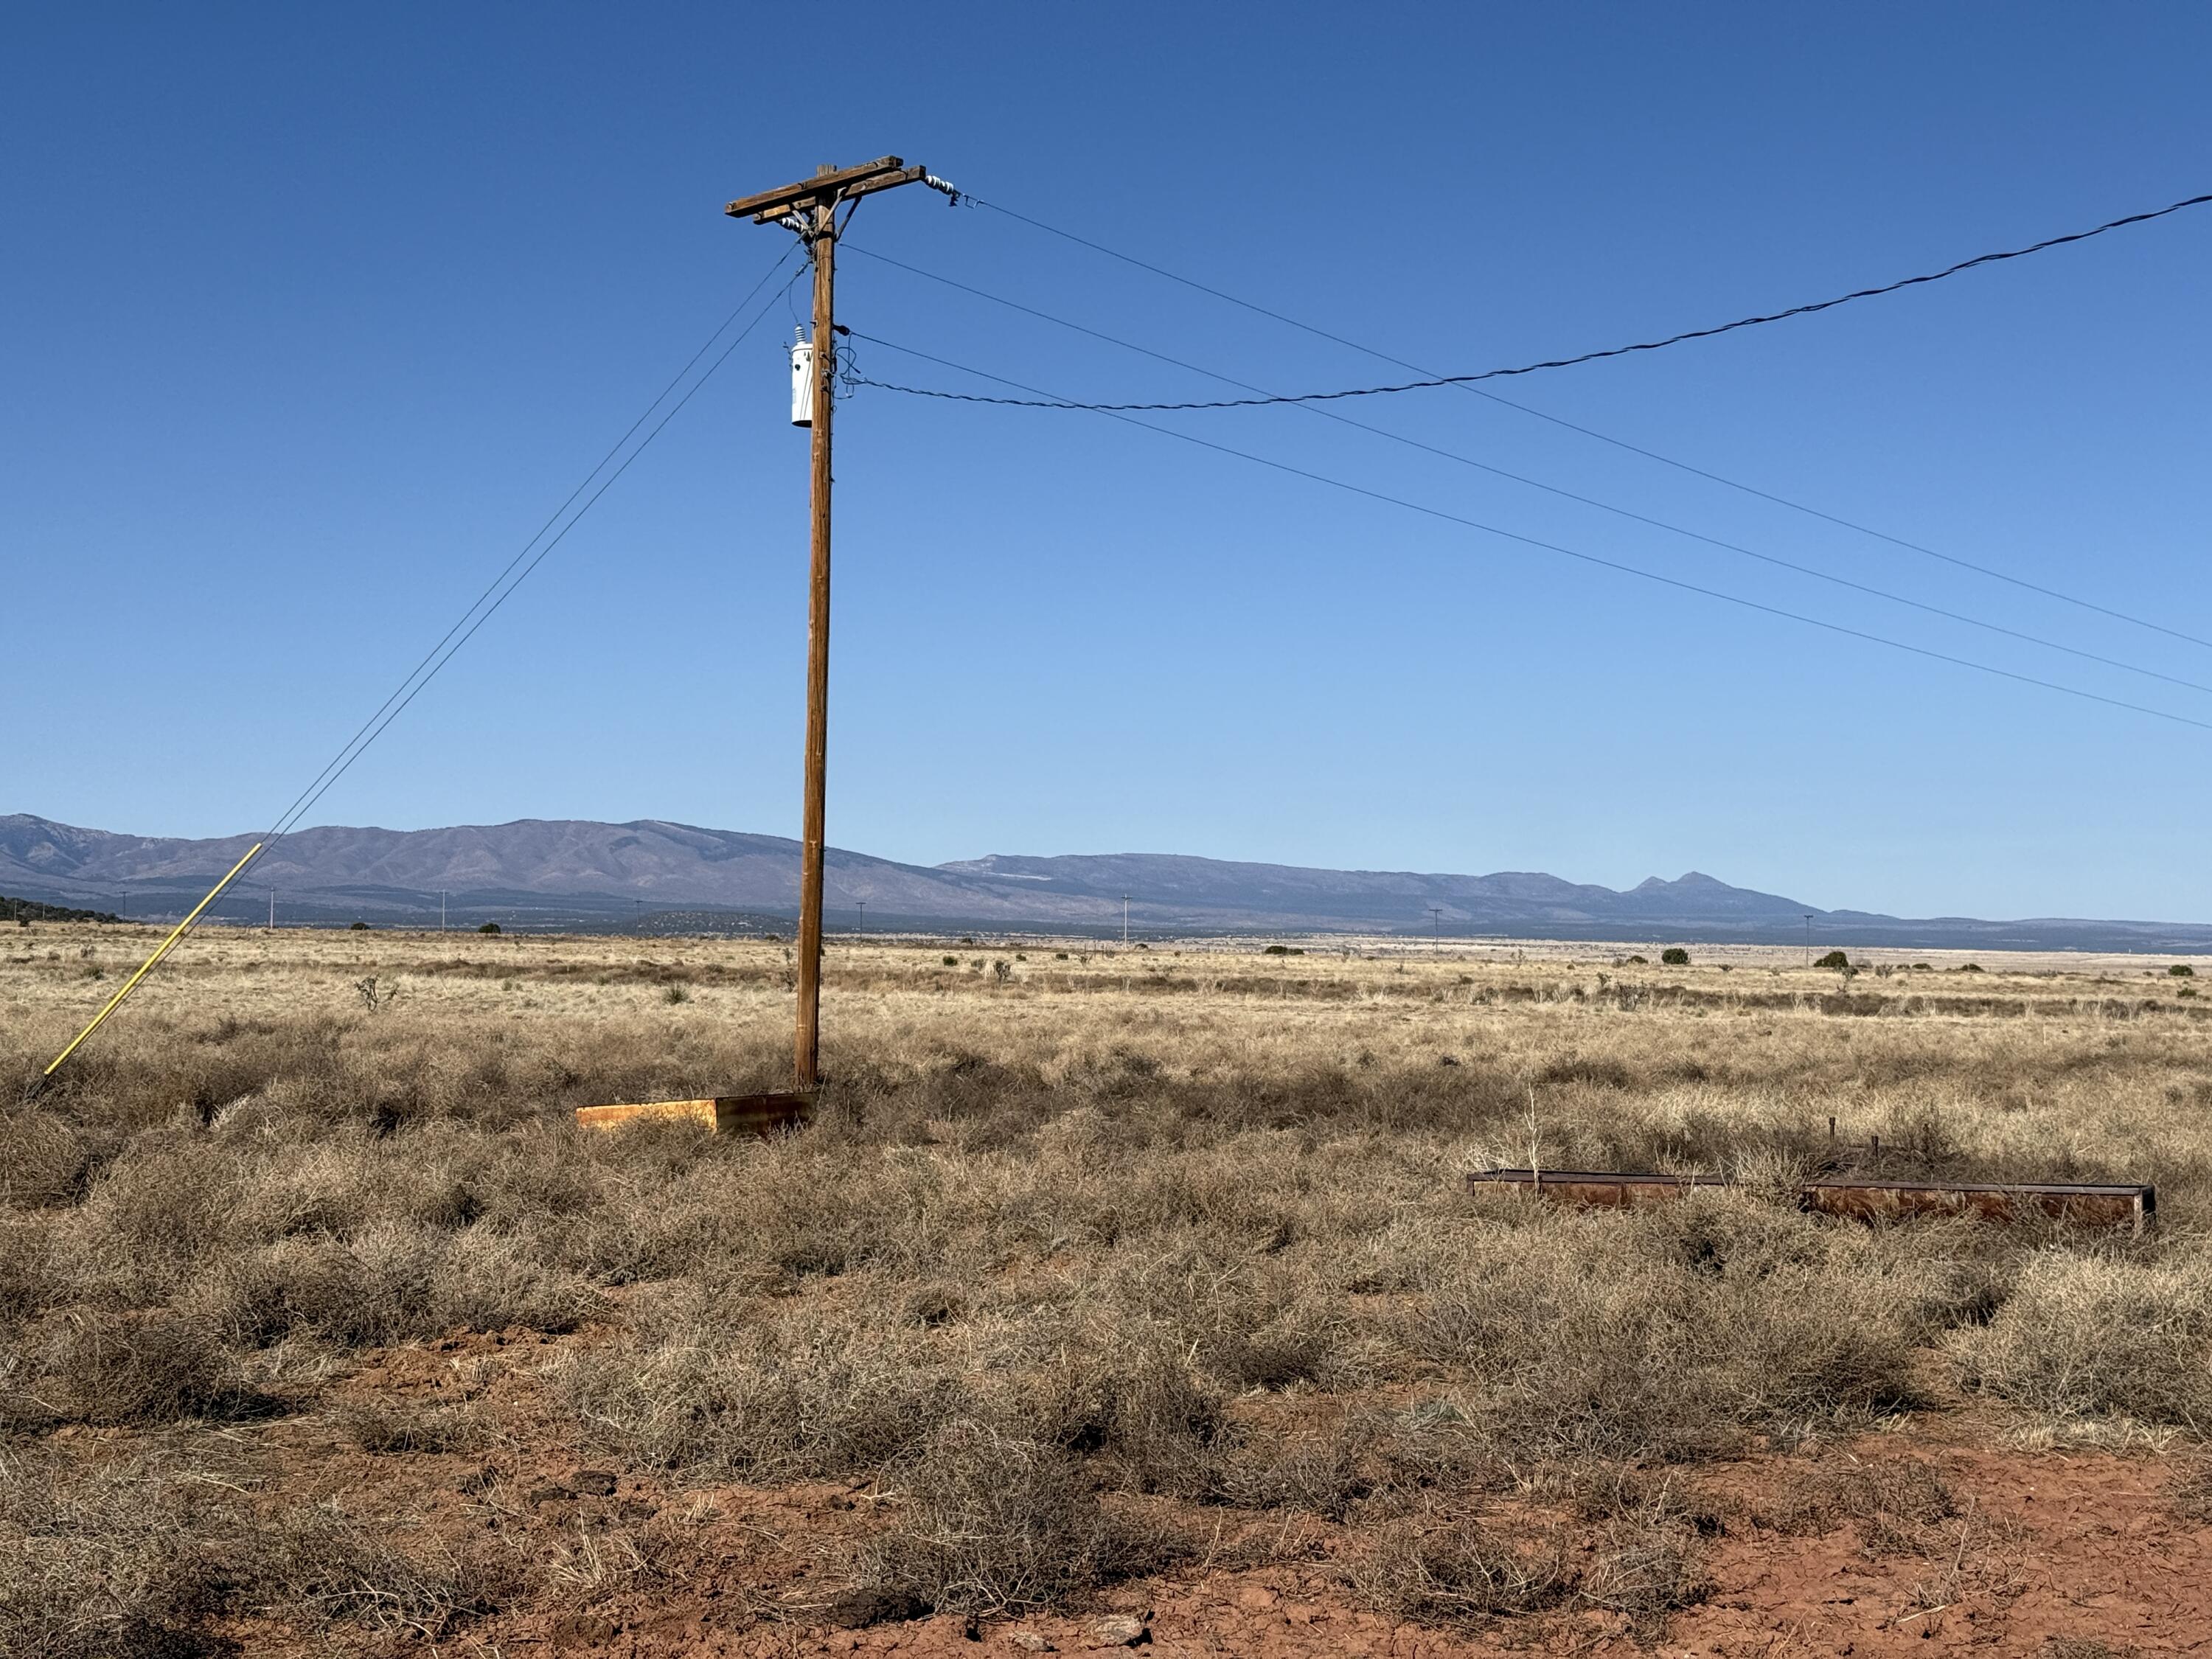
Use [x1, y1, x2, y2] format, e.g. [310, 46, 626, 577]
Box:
[844, 245, 2212, 701]
[970, 194, 2212, 655]
[257, 254, 804, 852]
[846, 329, 2212, 736]
[873, 189, 2212, 413]
[260, 246, 804, 849]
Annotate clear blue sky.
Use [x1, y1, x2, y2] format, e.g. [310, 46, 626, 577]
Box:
[7, 3, 2210, 920]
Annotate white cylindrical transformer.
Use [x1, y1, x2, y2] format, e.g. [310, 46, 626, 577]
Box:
[790, 333, 815, 428]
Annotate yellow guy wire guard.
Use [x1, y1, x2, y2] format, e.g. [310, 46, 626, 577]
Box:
[39, 841, 265, 1082]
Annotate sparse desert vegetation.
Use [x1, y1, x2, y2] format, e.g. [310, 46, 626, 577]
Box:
[6, 922, 2212, 1654]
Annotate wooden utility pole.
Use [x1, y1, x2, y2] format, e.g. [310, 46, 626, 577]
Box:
[726, 156, 936, 1091]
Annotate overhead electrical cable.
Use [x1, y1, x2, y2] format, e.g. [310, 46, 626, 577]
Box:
[844, 328, 2212, 737]
[898, 188, 2212, 412]
[262, 245, 803, 849]
[257, 251, 803, 852]
[844, 244, 2212, 700]
[968, 193, 2212, 655]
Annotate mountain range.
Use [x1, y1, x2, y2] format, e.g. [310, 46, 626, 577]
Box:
[4, 813, 2208, 951]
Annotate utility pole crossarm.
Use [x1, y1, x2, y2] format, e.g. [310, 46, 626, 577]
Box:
[724, 156, 915, 221]
[740, 165, 928, 225]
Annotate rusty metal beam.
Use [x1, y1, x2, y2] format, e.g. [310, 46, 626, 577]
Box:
[574, 1092, 813, 1136]
[1799, 1178, 2152, 1231]
[1464, 1168, 2154, 1231]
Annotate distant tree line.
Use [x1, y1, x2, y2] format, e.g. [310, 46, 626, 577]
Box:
[2, 893, 122, 924]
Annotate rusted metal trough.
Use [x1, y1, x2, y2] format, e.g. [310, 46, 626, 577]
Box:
[1466, 1168, 2154, 1232]
[574, 1091, 813, 1135]
[1798, 1177, 2152, 1230]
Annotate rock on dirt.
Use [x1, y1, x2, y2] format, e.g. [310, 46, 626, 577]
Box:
[1091, 1614, 1147, 1647]
[1004, 1633, 1054, 1653]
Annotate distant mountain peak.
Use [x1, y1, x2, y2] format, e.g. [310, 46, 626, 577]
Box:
[1636, 871, 1730, 891]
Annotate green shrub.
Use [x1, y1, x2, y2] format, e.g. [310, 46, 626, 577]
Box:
[348, 921, 369, 932]
[942, 956, 959, 967]
[477, 922, 501, 935]
[1814, 950, 1851, 970]
[1660, 947, 1688, 967]
[2171, 964, 2197, 978]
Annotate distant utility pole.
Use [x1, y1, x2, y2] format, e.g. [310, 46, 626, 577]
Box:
[1430, 905, 1443, 942]
[1121, 895, 1131, 947]
[268, 891, 275, 933]
[1803, 914, 1814, 968]
[441, 890, 448, 932]
[856, 900, 865, 936]
[727, 156, 951, 1092]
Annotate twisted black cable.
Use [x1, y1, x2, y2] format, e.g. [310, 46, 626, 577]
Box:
[859, 189, 2212, 412]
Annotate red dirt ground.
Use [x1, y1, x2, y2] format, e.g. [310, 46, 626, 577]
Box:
[205, 1332, 2212, 1658]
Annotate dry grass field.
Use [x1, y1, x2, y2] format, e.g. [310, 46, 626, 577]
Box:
[7, 921, 2212, 1656]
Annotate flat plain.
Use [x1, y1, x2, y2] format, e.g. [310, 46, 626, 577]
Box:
[6, 920, 2212, 1656]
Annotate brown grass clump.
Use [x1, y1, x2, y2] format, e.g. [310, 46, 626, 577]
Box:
[1029, 1319, 1237, 1496]
[0, 1446, 236, 1659]
[335, 1397, 486, 1455]
[1348, 1505, 1576, 1623]
[555, 1299, 974, 1481]
[0, 1443, 521, 1658]
[852, 1421, 1173, 1618]
[1402, 1201, 1919, 1461]
[4, 1308, 255, 1428]
[243, 1501, 525, 1640]
[1759, 1457, 1959, 1553]
[1349, 1481, 1708, 1632]
[1210, 1417, 1378, 1517]
[1951, 1249, 2212, 1430]
[1575, 1495, 1712, 1628]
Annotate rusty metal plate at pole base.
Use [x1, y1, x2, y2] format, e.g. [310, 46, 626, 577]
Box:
[574, 1092, 814, 1136]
